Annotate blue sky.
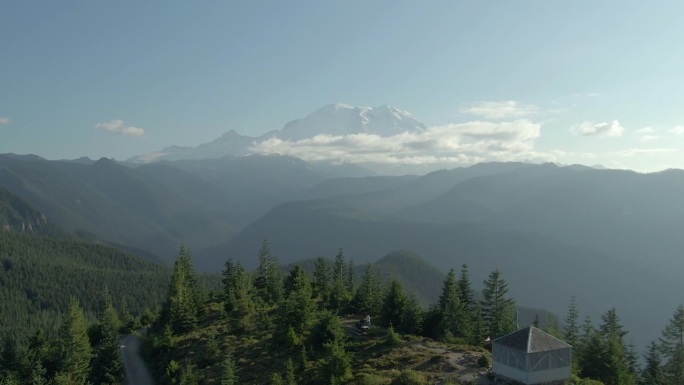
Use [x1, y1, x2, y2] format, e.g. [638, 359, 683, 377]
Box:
[2, 1, 684, 171]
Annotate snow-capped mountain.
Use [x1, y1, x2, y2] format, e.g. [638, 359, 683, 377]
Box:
[271, 104, 426, 141]
[127, 104, 425, 163]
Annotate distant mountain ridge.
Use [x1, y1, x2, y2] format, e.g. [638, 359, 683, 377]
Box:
[127, 104, 426, 164]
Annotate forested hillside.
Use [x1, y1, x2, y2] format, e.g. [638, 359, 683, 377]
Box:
[0, 233, 170, 341]
[143, 244, 684, 385]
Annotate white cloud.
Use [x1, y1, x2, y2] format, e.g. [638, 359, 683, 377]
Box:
[639, 135, 660, 142]
[95, 119, 145, 137]
[571, 120, 624, 137]
[251, 119, 556, 166]
[0, 117, 10, 125]
[614, 148, 677, 157]
[635, 127, 655, 134]
[669, 126, 684, 135]
[633, 127, 659, 142]
[461, 101, 539, 119]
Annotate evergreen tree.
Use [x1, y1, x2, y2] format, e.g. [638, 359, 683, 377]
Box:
[284, 359, 296, 385]
[565, 296, 580, 348]
[57, 298, 93, 385]
[660, 304, 684, 385]
[312, 257, 331, 302]
[599, 308, 627, 342]
[456, 264, 474, 309]
[439, 269, 457, 312]
[641, 341, 665, 385]
[329, 249, 350, 313]
[279, 265, 315, 344]
[480, 269, 516, 339]
[309, 311, 346, 352]
[167, 246, 200, 333]
[90, 295, 124, 385]
[321, 341, 352, 384]
[346, 258, 355, 296]
[353, 263, 382, 317]
[469, 303, 486, 346]
[579, 332, 607, 382]
[380, 278, 408, 329]
[398, 295, 424, 336]
[220, 353, 238, 385]
[222, 258, 237, 303]
[253, 240, 283, 306]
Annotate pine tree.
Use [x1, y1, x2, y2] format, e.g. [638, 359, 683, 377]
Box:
[57, 298, 93, 385]
[439, 269, 457, 312]
[90, 295, 124, 385]
[312, 257, 331, 301]
[599, 308, 627, 342]
[254, 240, 283, 306]
[457, 264, 474, 309]
[469, 303, 486, 347]
[329, 249, 350, 313]
[660, 304, 684, 385]
[346, 258, 355, 296]
[398, 295, 424, 336]
[565, 296, 580, 347]
[380, 278, 408, 329]
[321, 341, 352, 384]
[480, 269, 516, 339]
[279, 265, 315, 344]
[353, 263, 382, 317]
[285, 359, 296, 385]
[220, 353, 238, 385]
[641, 341, 665, 385]
[167, 246, 200, 333]
[222, 258, 237, 303]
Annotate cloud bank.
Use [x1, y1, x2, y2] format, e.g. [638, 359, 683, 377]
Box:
[252, 119, 553, 166]
[95, 119, 145, 137]
[0, 117, 10, 125]
[461, 101, 539, 119]
[572, 120, 624, 137]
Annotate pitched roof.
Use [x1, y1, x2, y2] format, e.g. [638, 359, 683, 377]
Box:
[493, 326, 571, 353]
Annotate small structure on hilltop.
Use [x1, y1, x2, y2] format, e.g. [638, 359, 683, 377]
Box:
[491, 326, 572, 385]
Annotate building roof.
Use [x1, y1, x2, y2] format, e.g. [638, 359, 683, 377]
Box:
[493, 326, 571, 353]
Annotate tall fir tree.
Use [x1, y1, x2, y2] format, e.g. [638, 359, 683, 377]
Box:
[346, 258, 355, 296]
[220, 352, 238, 385]
[641, 341, 665, 385]
[565, 296, 580, 348]
[167, 245, 200, 333]
[329, 249, 349, 313]
[353, 263, 382, 317]
[90, 294, 123, 385]
[480, 269, 516, 339]
[456, 264, 474, 309]
[280, 265, 315, 343]
[380, 278, 408, 329]
[660, 304, 684, 385]
[253, 240, 283, 306]
[312, 257, 331, 302]
[57, 298, 93, 385]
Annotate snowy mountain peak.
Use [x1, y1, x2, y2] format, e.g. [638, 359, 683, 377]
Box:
[278, 104, 425, 141]
[127, 104, 426, 163]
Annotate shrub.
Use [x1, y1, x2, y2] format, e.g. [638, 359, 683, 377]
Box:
[356, 373, 390, 385]
[391, 370, 427, 385]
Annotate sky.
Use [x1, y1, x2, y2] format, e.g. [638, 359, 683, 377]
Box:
[2, 1, 684, 171]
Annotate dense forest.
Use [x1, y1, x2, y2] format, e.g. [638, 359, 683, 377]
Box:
[142, 242, 684, 385]
[0, 234, 223, 385]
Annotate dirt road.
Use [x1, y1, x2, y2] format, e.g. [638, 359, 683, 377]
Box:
[120, 334, 154, 385]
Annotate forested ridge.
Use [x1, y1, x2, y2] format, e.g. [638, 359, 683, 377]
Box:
[0, 233, 170, 342]
[141, 243, 684, 385]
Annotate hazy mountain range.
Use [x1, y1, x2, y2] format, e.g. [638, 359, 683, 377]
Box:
[2, 103, 683, 351]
